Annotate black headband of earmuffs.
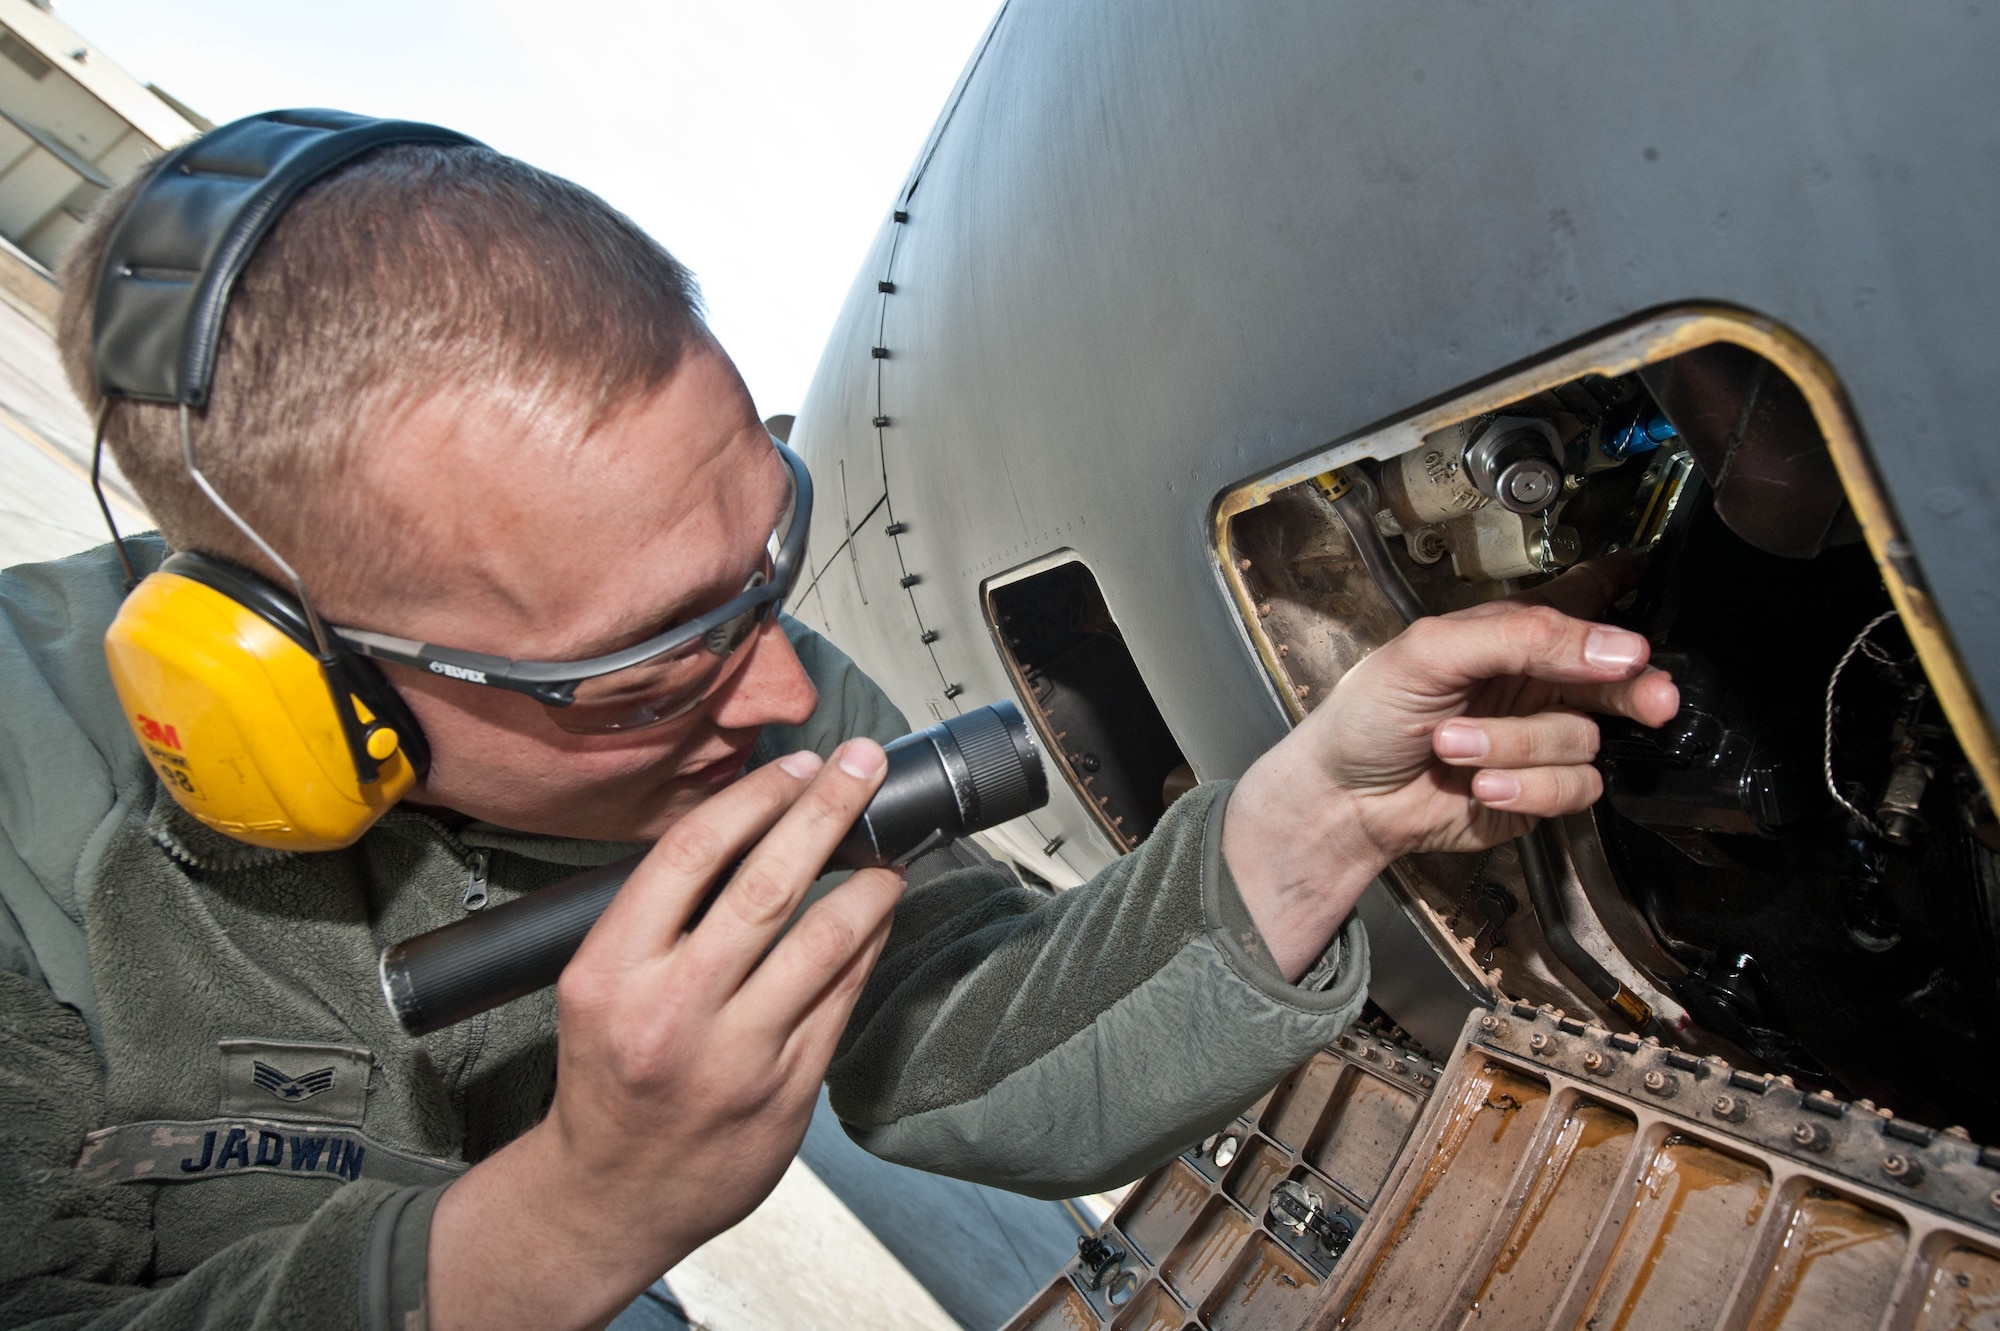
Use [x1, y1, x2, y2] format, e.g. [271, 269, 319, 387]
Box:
[93, 108, 481, 407]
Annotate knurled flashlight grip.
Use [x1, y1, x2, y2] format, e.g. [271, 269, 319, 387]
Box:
[380, 701, 1046, 1035]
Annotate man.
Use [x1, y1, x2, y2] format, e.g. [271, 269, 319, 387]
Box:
[0, 131, 1675, 1330]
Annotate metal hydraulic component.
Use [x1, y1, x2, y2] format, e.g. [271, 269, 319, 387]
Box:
[1375, 419, 1581, 583]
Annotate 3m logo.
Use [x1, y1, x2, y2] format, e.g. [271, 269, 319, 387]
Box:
[252, 1061, 336, 1102]
[427, 661, 488, 683]
[136, 715, 181, 749]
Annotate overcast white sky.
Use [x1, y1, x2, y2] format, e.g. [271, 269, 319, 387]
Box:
[55, 0, 1000, 416]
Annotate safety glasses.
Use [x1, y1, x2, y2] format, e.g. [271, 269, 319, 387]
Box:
[333, 441, 813, 733]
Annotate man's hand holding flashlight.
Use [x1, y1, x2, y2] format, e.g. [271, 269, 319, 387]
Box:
[425, 740, 903, 1331]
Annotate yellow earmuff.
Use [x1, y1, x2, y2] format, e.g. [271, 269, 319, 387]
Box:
[103, 560, 421, 852]
[86, 111, 475, 852]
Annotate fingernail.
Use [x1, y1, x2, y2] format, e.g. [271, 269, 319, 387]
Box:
[776, 751, 821, 779]
[1584, 627, 1646, 671]
[1435, 721, 1488, 759]
[837, 740, 886, 778]
[1473, 770, 1521, 804]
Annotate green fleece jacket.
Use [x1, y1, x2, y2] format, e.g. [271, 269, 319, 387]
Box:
[0, 538, 1369, 1330]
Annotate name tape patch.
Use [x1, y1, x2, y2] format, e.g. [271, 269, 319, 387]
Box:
[77, 1117, 466, 1189]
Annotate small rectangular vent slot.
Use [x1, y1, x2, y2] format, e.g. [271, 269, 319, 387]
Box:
[986, 558, 1188, 850]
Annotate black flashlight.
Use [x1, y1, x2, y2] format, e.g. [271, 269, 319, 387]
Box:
[379, 701, 1046, 1035]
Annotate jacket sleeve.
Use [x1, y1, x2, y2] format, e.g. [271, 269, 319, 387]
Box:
[826, 779, 1369, 1198]
[0, 967, 439, 1331]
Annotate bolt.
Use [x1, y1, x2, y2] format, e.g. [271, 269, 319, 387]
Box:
[1257, 601, 1272, 617]
[1643, 1070, 1678, 1097]
[1582, 1051, 1608, 1074]
[920, 629, 939, 644]
[1078, 753, 1101, 773]
[871, 346, 890, 359]
[893, 210, 909, 223]
[1791, 1123, 1831, 1152]
[1990, 1189, 2000, 1213]
[1529, 1032, 1551, 1054]
[899, 574, 920, 588]
[1362, 1045, 1381, 1062]
[877, 280, 897, 293]
[1294, 684, 1311, 700]
[1712, 1095, 1748, 1123]
[1408, 527, 1448, 564]
[1882, 1153, 1924, 1186]
[942, 683, 963, 700]
[1213, 1135, 1239, 1168]
[1237, 557, 1253, 572]
[1478, 1014, 1500, 1032]
[1276, 643, 1290, 657]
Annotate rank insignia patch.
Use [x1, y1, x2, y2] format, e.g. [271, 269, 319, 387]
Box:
[251, 1060, 337, 1103]
[218, 1039, 372, 1125]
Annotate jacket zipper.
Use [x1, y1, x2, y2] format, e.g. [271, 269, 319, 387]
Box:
[388, 809, 496, 1118]
[461, 849, 491, 911]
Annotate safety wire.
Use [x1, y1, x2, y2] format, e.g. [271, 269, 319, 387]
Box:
[1822, 609, 1905, 838]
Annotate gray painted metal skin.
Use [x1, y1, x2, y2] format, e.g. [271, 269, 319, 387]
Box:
[787, 0, 1996, 1048]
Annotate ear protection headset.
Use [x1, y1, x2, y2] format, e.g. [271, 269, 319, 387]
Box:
[92, 110, 478, 851]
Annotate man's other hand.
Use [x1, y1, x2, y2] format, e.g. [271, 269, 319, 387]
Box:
[426, 741, 903, 1331]
[1223, 559, 1680, 980]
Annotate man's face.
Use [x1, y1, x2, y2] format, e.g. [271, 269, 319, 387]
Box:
[319, 347, 819, 842]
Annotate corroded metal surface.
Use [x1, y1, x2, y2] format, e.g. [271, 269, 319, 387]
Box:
[1005, 1008, 2000, 1331]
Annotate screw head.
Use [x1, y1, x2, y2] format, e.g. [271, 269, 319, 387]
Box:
[1213, 1135, 1239, 1168]
[1643, 1070, 1677, 1096]
[1791, 1122, 1831, 1152]
[1479, 1014, 1501, 1032]
[1582, 1051, 1606, 1073]
[1529, 1032, 1552, 1053]
[1989, 1189, 2000, 1213]
[1711, 1094, 1748, 1122]
[1882, 1152, 1924, 1185]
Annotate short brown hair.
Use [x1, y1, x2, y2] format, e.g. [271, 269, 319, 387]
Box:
[57, 142, 708, 591]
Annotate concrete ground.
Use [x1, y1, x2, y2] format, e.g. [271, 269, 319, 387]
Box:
[0, 292, 1106, 1330]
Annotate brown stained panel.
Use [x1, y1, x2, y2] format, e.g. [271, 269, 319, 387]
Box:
[1108, 1281, 1189, 1331]
[1306, 1071, 1423, 1207]
[1336, 1062, 1551, 1328]
[1223, 1138, 1293, 1211]
[1911, 1244, 2000, 1330]
[1740, 1190, 1908, 1331]
[1573, 1135, 1771, 1331]
[1458, 1100, 1638, 1331]
[1162, 1197, 1259, 1310]
[1206, 1237, 1323, 1331]
[1262, 1055, 1347, 1152]
[1016, 1281, 1103, 1331]
[1117, 1159, 1214, 1266]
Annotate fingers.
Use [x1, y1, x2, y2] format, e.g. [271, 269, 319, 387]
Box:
[1433, 710, 1598, 769]
[740, 866, 903, 1037]
[1394, 603, 1654, 696]
[683, 739, 890, 995]
[586, 752, 828, 963]
[1557, 667, 1681, 728]
[1469, 762, 1604, 818]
